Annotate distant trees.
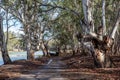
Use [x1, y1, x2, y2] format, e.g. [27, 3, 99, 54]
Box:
[1, 0, 58, 59]
[5, 31, 20, 51]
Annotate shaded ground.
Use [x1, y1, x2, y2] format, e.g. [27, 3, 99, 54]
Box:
[62, 54, 120, 79]
[0, 55, 120, 80]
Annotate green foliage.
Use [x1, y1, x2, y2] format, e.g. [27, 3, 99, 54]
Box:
[1, 0, 120, 51]
[5, 31, 20, 51]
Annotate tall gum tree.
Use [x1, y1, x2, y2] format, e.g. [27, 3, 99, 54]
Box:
[1, 0, 40, 60]
[0, 16, 11, 64]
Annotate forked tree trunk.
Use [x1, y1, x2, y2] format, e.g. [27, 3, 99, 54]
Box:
[94, 9, 119, 68]
[0, 16, 11, 64]
[81, 0, 119, 68]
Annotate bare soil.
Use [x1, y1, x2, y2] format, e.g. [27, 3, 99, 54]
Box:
[62, 54, 120, 79]
[0, 54, 120, 80]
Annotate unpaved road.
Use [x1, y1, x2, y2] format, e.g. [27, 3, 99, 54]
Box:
[12, 57, 95, 80]
[13, 57, 70, 80]
[0, 57, 119, 80]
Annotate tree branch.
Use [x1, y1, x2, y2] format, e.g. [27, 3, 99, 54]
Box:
[39, 3, 80, 17]
[110, 8, 120, 39]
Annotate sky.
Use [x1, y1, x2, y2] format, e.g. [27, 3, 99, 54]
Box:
[3, 15, 24, 34]
[0, 8, 23, 34]
[3, 20, 23, 34]
[2, 12, 58, 35]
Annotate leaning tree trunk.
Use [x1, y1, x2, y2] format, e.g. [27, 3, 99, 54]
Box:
[0, 16, 11, 64]
[110, 8, 120, 55]
[39, 32, 50, 57]
[40, 41, 50, 56]
[110, 8, 120, 39]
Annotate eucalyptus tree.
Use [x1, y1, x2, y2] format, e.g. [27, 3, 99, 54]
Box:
[1, 0, 60, 58]
[0, 1, 21, 64]
[47, 0, 83, 54]
[49, 0, 120, 67]
[80, 0, 120, 68]
[0, 15, 11, 64]
[1, 0, 119, 67]
[0, 0, 12, 64]
[1, 0, 41, 60]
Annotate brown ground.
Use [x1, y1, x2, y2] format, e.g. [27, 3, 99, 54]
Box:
[62, 54, 120, 79]
[0, 54, 120, 80]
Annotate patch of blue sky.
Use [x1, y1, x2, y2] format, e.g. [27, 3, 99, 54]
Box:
[3, 17, 23, 34]
[0, 8, 23, 34]
[3, 20, 23, 34]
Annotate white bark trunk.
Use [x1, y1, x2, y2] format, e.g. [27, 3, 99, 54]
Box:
[0, 16, 11, 64]
[82, 0, 94, 33]
[82, 0, 88, 21]
[40, 32, 49, 56]
[102, 0, 106, 35]
[110, 9, 120, 39]
[26, 25, 34, 60]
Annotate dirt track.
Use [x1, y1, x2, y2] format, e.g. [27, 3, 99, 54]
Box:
[0, 56, 120, 80]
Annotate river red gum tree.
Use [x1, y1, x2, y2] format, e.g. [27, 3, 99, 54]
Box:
[81, 0, 120, 68]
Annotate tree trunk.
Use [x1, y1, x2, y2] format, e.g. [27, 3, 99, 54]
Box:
[110, 8, 120, 39]
[26, 26, 34, 60]
[82, 0, 94, 33]
[1, 46, 12, 64]
[40, 41, 50, 56]
[82, 0, 101, 68]
[27, 49, 34, 61]
[26, 39, 34, 60]
[39, 32, 50, 56]
[102, 0, 106, 35]
[81, 0, 117, 68]
[95, 1, 120, 68]
[0, 16, 11, 64]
